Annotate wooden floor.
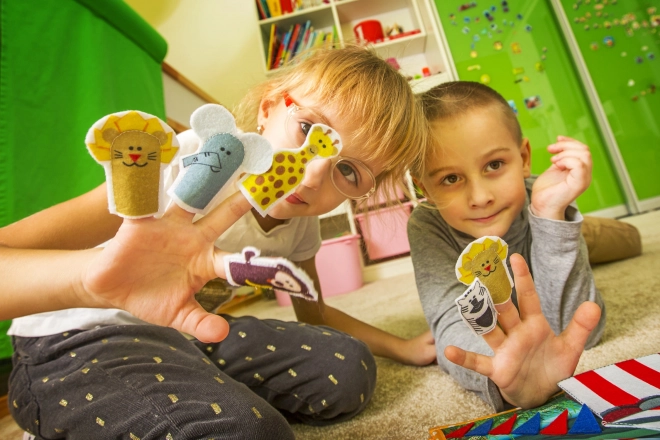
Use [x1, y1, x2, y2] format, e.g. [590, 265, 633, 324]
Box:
[0, 395, 23, 439]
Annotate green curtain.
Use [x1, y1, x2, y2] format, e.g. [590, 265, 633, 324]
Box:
[0, 0, 168, 358]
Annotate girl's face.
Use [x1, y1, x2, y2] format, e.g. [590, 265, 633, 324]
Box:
[258, 91, 383, 219]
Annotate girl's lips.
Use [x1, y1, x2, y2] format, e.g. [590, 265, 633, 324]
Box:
[285, 193, 306, 204]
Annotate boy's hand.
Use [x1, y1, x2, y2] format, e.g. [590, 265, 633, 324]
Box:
[80, 192, 252, 343]
[444, 254, 601, 409]
[531, 136, 592, 220]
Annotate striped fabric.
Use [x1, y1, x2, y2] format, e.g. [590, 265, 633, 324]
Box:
[559, 353, 660, 431]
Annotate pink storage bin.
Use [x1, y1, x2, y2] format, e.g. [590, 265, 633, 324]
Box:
[367, 184, 406, 208]
[356, 202, 412, 260]
[275, 234, 363, 306]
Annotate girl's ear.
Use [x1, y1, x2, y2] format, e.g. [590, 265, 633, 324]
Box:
[520, 138, 531, 178]
[258, 98, 274, 127]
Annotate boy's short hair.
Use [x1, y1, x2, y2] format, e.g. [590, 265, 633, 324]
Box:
[413, 81, 522, 177]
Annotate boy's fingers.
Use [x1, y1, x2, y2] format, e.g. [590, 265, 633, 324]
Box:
[481, 324, 507, 350]
[493, 299, 521, 333]
[560, 301, 601, 352]
[445, 346, 493, 377]
[196, 192, 253, 240]
[510, 254, 543, 319]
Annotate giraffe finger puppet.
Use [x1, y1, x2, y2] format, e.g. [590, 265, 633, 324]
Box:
[168, 104, 273, 214]
[455, 236, 513, 305]
[239, 124, 342, 217]
[85, 110, 179, 219]
[224, 247, 318, 301]
[455, 278, 498, 336]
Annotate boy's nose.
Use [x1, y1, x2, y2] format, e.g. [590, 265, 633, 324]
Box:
[467, 180, 494, 207]
[300, 158, 331, 190]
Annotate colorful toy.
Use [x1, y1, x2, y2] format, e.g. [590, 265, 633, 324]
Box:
[239, 123, 342, 217]
[85, 110, 179, 218]
[168, 104, 272, 214]
[455, 236, 513, 305]
[224, 247, 318, 301]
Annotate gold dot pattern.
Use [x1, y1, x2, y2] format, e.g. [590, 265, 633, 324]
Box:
[153, 357, 162, 363]
[86, 393, 93, 401]
[168, 394, 179, 403]
[328, 375, 338, 385]
[301, 344, 311, 351]
[288, 369, 297, 377]
[96, 417, 105, 426]
[81, 368, 90, 374]
[134, 338, 140, 342]
[267, 345, 276, 351]
[334, 353, 345, 360]
[211, 403, 222, 414]
[238, 331, 247, 338]
[42, 377, 49, 383]
[69, 352, 76, 358]
[130, 433, 141, 440]
[202, 357, 211, 365]
[59, 399, 68, 407]
[252, 407, 263, 418]
[217, 358, 226, 365]
[155, 374, 165, 382]
[214, 376, 225, 384]
[166, 434, 174, 440]
[254, 373, 265, 381]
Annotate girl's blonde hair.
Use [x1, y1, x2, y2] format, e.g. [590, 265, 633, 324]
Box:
[233, 45, 425, 200]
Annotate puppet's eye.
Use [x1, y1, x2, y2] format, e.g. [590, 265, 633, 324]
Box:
[137, 146, 142, 151]
[129, 146, 134, 150]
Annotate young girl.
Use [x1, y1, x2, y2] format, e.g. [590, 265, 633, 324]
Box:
[3, 46, 433, 440]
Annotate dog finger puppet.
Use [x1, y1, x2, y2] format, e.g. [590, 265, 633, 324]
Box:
[86, 110, 179, 218]
[168, 104, 272, 214]
[455, 278, 498, 336]
[455, 236, 513, 305]
[239, 124, 342, 217]
[224, 247, 318, 301]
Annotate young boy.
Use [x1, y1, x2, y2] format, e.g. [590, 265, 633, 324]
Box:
[408, 81, 636, 411]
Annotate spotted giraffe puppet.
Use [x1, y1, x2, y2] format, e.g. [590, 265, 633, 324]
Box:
[239, 124, 342, 217]
[85, 110, 179, 218]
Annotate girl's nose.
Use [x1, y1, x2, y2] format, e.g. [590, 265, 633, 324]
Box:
[300, 158, 332, 191]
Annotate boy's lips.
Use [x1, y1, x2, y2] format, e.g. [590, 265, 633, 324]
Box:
[471, 211, 501, 223]
[285, 193, 306, 205]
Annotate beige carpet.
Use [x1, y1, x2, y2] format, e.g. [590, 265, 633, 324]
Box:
[1, 210, 658, 439]
[233, 209, 660, 440]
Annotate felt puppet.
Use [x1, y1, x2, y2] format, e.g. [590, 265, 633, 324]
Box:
[239, 124, 342, 217]
[224, 247, 318, 301]
[168, 104, 272, 214]
[86, 110, 179, 218]
[455, 236, 513, 305]
[455, 278, 498, 336]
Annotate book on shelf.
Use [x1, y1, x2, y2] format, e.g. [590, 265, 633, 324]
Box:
[266, 24, 278, 70]
[280, 0, 294, 14]
[275, 25, 293, 68]
[284, 23, 302, 65]
[266, 0, 281, 17]
[256, 0, 270, 19]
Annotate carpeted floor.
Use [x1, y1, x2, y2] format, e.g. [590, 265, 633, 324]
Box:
[1, 209, 658, 439]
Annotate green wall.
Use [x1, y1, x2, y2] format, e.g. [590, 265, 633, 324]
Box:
[434, 0, 626, 213]
[0, 0, 168, 359]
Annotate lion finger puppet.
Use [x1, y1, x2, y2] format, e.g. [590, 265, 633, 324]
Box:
[239, 124, 342, 217]
[224, 247, 318, 301]
[168, 104, 272, 214]
[455, 278, 498, 336]
[455, 236, 513, 305]
[86, 110, 179, 218]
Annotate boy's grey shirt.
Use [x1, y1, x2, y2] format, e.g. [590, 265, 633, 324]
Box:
[407, 177, 606, 411]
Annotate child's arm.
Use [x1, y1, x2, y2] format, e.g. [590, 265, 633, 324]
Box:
[291, 258, 437, 366]
[408, 209, 506, 409]
[445, 254, 601, 409]
[0, 187, 253, 343]
[529, 137, 605, 347]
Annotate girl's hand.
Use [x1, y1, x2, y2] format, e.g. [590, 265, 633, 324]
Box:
[444, 254, 601, 409]
[399, 330, 437, 366]
[80, 192, 252, 343]
[531, 136, 592, 220]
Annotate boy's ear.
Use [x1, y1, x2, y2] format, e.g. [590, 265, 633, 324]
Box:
[412, 176, 434, 205]
[520, 138, 531, 178]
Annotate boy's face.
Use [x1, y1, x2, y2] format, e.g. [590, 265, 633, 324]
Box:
[416, 106, 531, 238]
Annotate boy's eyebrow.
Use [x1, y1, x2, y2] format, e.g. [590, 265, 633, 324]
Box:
[426, 146, 515, 178]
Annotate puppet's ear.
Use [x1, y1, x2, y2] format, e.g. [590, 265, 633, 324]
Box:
[489, 242, 499, 251]
[241, 133, 274, 174]
[464, 260, 474, 272]
[190, 104, 236, 141]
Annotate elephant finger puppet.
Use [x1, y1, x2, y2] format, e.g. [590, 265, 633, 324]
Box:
[86, 110, 179, 218]
[239, 124, 342, 217]
[455, 278, 497, 336]
[224, 247, 318, 301]
[455, 236, 513, 305]
[168, 104, 273, 214]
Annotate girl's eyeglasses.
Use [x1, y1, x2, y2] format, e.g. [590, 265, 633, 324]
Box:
[283, 92, 376, 200]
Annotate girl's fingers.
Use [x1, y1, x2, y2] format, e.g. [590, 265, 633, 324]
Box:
[162, 201, 197, 222]
[445, 346, 494, 377]
[510, 254, 544, 320]
[195, 191, 253, 241]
